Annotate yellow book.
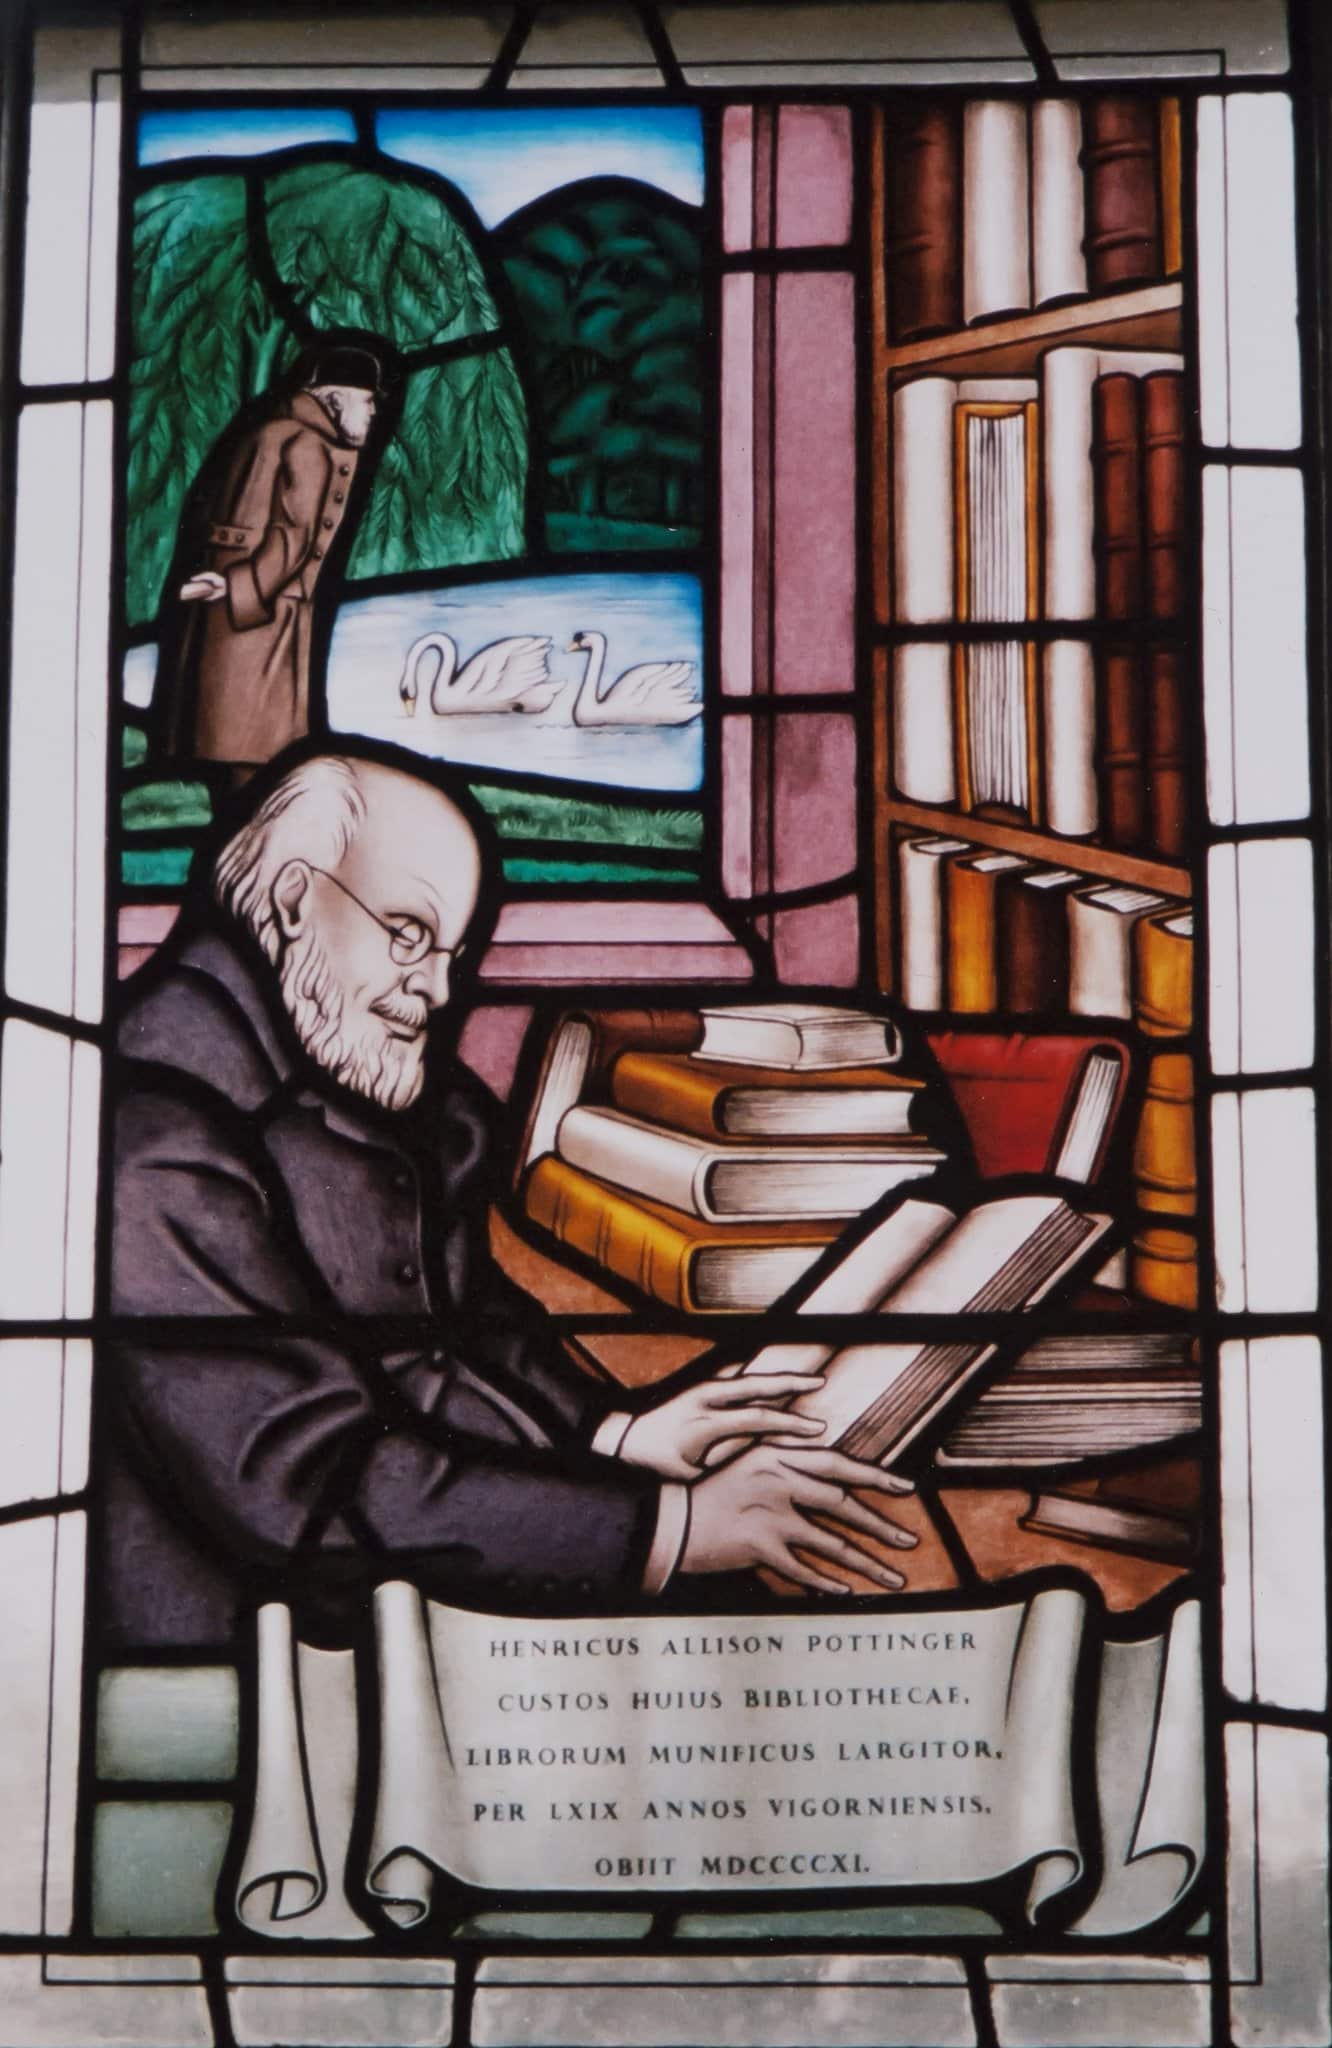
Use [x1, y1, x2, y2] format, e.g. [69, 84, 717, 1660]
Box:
[1131, 1225, 1198, 1311]
[523, 1157, 836, 1314]
[1135, 907, 1193, 1037]
[1133, 1052, 1197, 1218]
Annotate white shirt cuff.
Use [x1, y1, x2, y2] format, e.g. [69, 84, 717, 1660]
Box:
[591, 1411, 634, 1459]
[642, 1483, 690, 1594]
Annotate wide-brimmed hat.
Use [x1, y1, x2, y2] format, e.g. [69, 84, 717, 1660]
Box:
[298, 344, 389, 395]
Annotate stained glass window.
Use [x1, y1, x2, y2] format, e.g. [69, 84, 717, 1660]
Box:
[0, 5, 1329, 2046]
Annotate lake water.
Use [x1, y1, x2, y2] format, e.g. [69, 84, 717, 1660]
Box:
[124, 570, 706, 794]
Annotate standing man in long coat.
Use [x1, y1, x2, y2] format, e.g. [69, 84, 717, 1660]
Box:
[158, 343, 388, 777]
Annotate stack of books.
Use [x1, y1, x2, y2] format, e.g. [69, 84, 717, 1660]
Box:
[937, 1331, 1200, 1469]
[519, 1004, 947, 1312]
[1019, 1453, 1201, 1566]
[885, 94, 1181, 341]
[899, 833, 1187, 1020]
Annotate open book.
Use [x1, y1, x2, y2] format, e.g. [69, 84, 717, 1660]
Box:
[738, 1191, 1112, 1466]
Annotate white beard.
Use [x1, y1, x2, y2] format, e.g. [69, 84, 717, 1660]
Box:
[279, 927, 426, 1113]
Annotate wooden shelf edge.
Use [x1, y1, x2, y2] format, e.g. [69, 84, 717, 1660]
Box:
[884, 801, 1192, 899]
[884, 280, 1185, 380]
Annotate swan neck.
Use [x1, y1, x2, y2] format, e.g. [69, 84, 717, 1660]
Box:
[412, 633, 456, 706]
[575, 633, 608, 716]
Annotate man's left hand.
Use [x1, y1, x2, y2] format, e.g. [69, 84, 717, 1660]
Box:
[617, 1372, 826, 1481]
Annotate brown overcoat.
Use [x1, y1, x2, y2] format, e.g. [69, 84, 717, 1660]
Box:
[161, 391, 361, 766]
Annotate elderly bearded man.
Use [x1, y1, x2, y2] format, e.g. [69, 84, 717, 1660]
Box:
[105, 750, 917, 1650]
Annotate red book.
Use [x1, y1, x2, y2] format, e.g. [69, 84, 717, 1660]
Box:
[886, 101, 962, 343]
[1142, 370, 1187, 621]
[925, 1030, 1131, 1184]
[1098, 644, 1147, 849]
[1081, 97, 1163, 293]
[1092, 373, 1144, 619]
[1146, 644, 1190, 858]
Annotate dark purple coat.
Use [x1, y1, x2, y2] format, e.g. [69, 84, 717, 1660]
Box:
[103, 926, 659, 1650]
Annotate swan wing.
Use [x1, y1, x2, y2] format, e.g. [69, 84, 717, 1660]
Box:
[609, 661, 698, 708]
[455, 635, 553, 702]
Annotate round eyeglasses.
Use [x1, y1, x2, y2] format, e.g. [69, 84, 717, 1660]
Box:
[308, 867, 462, 970]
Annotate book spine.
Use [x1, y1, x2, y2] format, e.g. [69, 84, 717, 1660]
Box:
[1042, 640, 1099, 836]
[946, 861, 1001, 1012]
[1146, 645, 1190, 858]
[894, 643, 956, 801]
[893, 378, 956, 624]
[1142, 370, 1186, 621]
[1068, 898, 1135, 1020]
[1097, 645, 1146, 849]
[525, 1157, 695, 1312]
[997, 877, 1071, 1015]
[963, 100, 1032, 324]
[612, 1057, 726, 1140]
[1160, 98, 1183, 277]
[1133, 1052, 1197, 1218]
[1131, 1223, 1198, 1310]
[1092, 373, 1144, 619]
[1042, 346, 1101, 620]
[1081, 96, 1163, 293]
[900, 839, 963, 1009]
[1136, 913, 1194, 1036]
[887, 101, 962, 343]
[1032, 99, 1088, 306]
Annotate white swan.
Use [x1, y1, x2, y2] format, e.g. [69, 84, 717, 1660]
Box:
[567, 631, 701, 727]
[398, 632, 558, 716]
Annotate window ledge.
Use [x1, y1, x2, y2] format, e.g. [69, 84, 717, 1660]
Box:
[118, 898, 756, 985]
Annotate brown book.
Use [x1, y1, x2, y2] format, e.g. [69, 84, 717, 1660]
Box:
[946, 851, 1031, 1012]
[516, 1008, 700, 1183]
[1142, 370, 1186, 621]
[1097, 645, 1146, 848]
[1131, 1223, 1198, 1310]
[1159, 98, 1183, 277]
[1145, 644, 1190, 857]
[1133, 1051, 1197, 1219]
[611, 1051, 925, 1142]
[1021, 1453, 1201, 1565]
[1081, 96, 1163, 293]
[1135, 906, 1193, 1036]
[1092, 373, 1145, 618]
[523, 1156, 835, 1314]
[995, 865, 1080, 1014]
[886, 99, 962, 342]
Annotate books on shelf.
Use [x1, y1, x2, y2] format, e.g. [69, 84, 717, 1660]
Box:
[553, 1105, 946, 1225]
[698, 1003, 903, 1071]
[1130, 907, 1198, 1309]
[1019, 1454, 1200, 1564]
[884, 94, 1180, 344]
[524, 1158, 837, 1314]
[899, 836, 971, 1008]
[947, 851, 1032, 1011]
[1068, 883, 1171, 1018]
[926, 1029, 1130, 1183]
[996, 865, 1082, 1014]
[611, 1051, 927, 1141]
[937, 1332, 1201, 1467]
[740, 1189, 1113, 1466]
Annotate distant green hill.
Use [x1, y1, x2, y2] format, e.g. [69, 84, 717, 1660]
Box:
[497, 179, 703, 554]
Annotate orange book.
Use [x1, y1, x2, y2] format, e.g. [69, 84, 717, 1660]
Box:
[611, 1051, 925, 1142]
[1131, 1224, 1198, 1310]
[523, 1156, 836, 1314]
[1135, 907, 1193, 1037]
[946, 852, 1030, 1011]
[1133, 1052, 1196, 1219]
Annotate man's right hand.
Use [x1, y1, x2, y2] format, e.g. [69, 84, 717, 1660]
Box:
[179, 571, 227, 603]
[679, 1444, 918, 1594]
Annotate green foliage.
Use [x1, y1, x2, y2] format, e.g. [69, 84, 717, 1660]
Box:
[123, 725, 148, 769]
[499, 188, 702, 550]
[469, 784, 703, 852]
[122, 780, 213, 833]
[129, 157, 528, 625]
[502, 859, 699, 885]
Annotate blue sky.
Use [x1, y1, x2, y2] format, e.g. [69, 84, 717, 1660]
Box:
[138, 105, 703, 226]
[138, 108, 358, 165]
[376, 107, 703, 225]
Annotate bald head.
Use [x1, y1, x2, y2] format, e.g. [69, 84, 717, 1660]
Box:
[214, 755, 483, 1109]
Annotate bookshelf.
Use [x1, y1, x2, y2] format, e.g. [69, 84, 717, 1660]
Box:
[868, 96, 1200, 1317]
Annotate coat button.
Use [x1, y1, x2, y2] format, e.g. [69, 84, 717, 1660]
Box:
[339, 463, 351, 475]
[333, 491, 345, 503]
[312, 546, 324, 559]
[392, 1170, 413, 1192]
[323, 516, 334, 529]
[395, 1261, 419, 1286]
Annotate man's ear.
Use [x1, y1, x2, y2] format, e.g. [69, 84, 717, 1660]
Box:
[272, 859, 312, 940]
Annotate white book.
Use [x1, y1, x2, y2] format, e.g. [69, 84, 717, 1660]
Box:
[1042, 345, 1186, 619]
[739, 1191, 1112, 1466]
[963, 100, 1031, 325]
[893, 377, 955, 623]
[893, 644, 955, 802]
[697, 1003, 902, 1071]
[1068, 885, 1171, 1019]
[1031, 100, 1088, 306]
[899, 836, 970, 1009]
[1042, 640, 1098, 837]
[555, 1106, 945, 1225]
